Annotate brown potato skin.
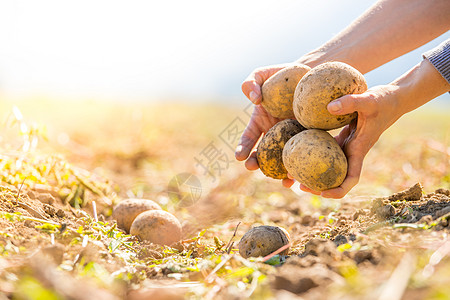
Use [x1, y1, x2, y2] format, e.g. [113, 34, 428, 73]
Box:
[293, 62, 367, 130]
[130, 210, 182, 246]
[282, 129, 347, 191]
[238, 226, 290, 258]
[261, 64, 311, 119]
[256, 119, 306, 179]
[112, 198, 161, 233]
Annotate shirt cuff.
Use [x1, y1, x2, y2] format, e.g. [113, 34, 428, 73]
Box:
[423, 38, 450, 84]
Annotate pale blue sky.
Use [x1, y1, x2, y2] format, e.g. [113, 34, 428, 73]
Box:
[0, 0, 449, 105]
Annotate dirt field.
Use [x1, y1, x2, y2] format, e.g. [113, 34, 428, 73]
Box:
[0, 99, 449, 299]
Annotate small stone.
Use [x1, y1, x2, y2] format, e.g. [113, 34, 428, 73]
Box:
[43, 204, 56, 217]
[56, 209, 66, 218]
[304, 239, 337, 258]
[435, 206, 450, 218]
[418, 215, 433, 224]
[375, 205, 395, 220]
[37, 193, 56, 205]
[333, 235, 348, 246]
[301, 215, 314, 226]
[42, 244, 65, 265]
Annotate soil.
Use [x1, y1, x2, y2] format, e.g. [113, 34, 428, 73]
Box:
[0, 101, 449, 299]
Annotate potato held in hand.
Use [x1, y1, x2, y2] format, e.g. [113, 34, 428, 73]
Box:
[261, 64, 311, 119]
[257, 119, 306, 179]
[293, 61, 367, 130]
[283, 129, 347, 191]
[112, 198, 162, 233]
[130, 210, 182, 246]
[238, 226, 290, 258]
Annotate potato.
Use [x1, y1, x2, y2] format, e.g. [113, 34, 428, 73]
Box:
[282, 129, 347, 191]
[238, 225, 290, 258]
[112, 198, 161, 233]
[261, 64, 311, 119]
[130, 210, 182, 246]
[257, 119, 306, 179]
[293, 61, 367, 130]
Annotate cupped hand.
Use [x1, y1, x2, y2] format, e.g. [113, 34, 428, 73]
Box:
[300, 85, 402, 198]
[236, 63, 295, 188]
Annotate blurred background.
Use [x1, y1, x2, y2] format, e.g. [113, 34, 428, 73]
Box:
[0, 0, 448, 204]
[1, 0, 449, 105]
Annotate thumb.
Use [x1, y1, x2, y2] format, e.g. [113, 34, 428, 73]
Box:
[327, 94, 365, 115]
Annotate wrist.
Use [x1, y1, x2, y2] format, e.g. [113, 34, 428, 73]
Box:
[391, 59, 450, 116]
[296, 47, 360, 72]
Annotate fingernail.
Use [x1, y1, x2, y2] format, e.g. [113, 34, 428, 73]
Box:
[328, 100, 342, 112]
[235, 145, 243, 154]
[249, 91, 258, 103]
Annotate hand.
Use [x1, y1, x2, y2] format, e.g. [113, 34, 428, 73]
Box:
[236, 64, 296, 188]
[300, 85, 403, 198]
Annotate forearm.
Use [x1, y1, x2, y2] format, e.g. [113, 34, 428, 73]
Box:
[392, 58, 450, 117]
[296, 0, 450, 73]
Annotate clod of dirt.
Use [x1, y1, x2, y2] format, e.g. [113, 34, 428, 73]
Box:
[303, 239, 337, 258]
[37, 193, 56, 205]
[386, 183, 423, 202]
[436, 188, 450, 196]
[238, 226, 290, 258]
[40, 244, 65, 265]
[271, 261, 343, 295]
[374, 205, 396, 220]
[112, 198, 162, 233]
[130, 210, 182, 246]
[435, 206, 450, 218]
[333, 235, 348, 246]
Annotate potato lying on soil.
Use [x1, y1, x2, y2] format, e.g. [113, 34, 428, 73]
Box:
[130, 210, 182, 246]
[293, 61, 367, 130]
[282, 129, 347, 191]
[261, 64, 311, 119]
[112, 198, 161, 233]
[238, 225, 290, 258]
[256, 119, 306, 179]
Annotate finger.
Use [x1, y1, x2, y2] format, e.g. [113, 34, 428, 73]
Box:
[235, 122, 262, 161]
[300, 184, 321, 195]
[242, 72, 265, 105]
[321, 152, 364, 198]
[334, 125, 351, 148]
[282, 178, 295, 188]
[327, 94, 367, 116]
[242, 66, 286, 105]
[244, 151, 259, 171]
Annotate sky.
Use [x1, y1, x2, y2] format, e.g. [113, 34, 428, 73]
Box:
[0, 0, 449, 104]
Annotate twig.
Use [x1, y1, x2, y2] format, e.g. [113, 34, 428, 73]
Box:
[15, 177, 27, 202]
[0, 212, 59, 226]
[72, 235, 89, 268]
[205, 255, 232, 283]
[92, 201, 98, 222]
[262, 243, 291, 262]
[16, 201, 48, 220]
[225, 222, 241, 254]
[378, 252, 415, 300]
[422, 240, 450, 278]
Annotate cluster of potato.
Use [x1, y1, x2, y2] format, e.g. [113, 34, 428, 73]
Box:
[112, 198, 182, 246]
[258, 61, 367, 191]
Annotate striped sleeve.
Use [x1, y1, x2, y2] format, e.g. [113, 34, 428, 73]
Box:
[423, 38, 450, 84]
